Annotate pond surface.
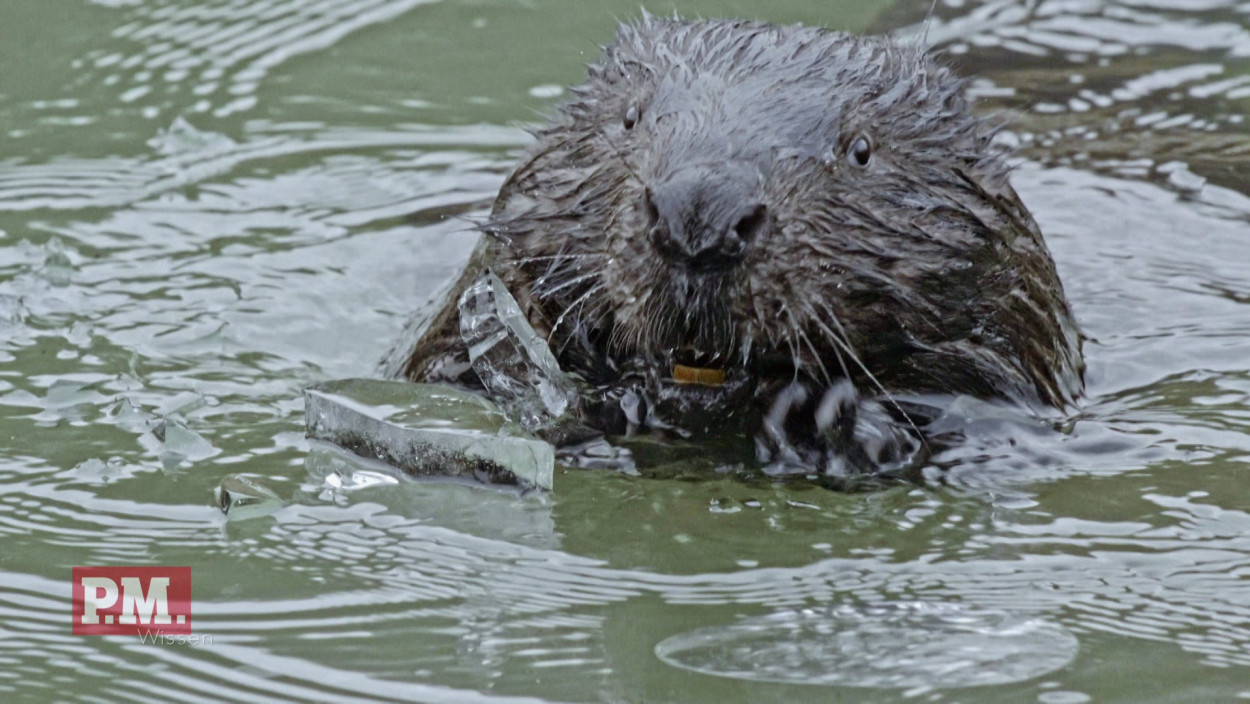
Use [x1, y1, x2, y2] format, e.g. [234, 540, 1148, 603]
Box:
[2, 0, 1249, 701]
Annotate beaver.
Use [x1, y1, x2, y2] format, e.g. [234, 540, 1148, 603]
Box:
[385, 14, 1085, 478]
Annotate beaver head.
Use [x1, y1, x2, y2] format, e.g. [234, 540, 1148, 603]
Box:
[487, 15, 1083, 409]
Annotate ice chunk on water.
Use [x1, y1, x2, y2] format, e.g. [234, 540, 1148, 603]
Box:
[0, 295, 25, 326]
[42, 238, 74, 287]
[215, 474, 283, 520]
[110, 397, 155, 434]
[557, 437, 638, 474]
[72, 458, 128, 485]
[158, 391, 207, 417]
[153, 417, 218, 462]
[304, 441, 559, 549]
[458, 272, 595, 445]
[148, 116, 235, 156]
[42, 379, 108, 423]
[304, 378, 554, 491]
[44, 379, 91, 409]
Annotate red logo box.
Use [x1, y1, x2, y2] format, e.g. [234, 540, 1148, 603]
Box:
[72, 567, 192, 636]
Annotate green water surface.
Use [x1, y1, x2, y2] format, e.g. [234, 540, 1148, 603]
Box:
[2, 0, 1250, 702]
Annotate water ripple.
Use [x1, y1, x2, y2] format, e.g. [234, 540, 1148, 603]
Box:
[79, 0, 443, 121]
[2, 0, 1249, 700]
[0, 121, 523, 213]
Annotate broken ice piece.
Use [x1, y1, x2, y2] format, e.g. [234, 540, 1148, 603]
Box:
[557, 437, 638, 474]
[42, 238, 74, 288]
[458, 272, 596, 445]
[152, 417, 218, 462]
[304, 378, 554, 491]
[215, 474, 282, 519]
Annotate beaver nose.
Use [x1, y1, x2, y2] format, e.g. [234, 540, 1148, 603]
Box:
[645, 166, 768, 271]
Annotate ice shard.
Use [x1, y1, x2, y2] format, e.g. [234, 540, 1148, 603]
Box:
[458, 272, 598, 446]
[304, 378, 554, 490]
[215, 474, 283, 520]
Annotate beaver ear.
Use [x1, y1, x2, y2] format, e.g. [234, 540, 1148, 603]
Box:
[953, 166, 1045, 242]
[598, 59, 648, 86]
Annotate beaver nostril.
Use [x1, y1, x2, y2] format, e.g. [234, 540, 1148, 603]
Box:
[644, 187, 680, 257]
[732, 204, 767, 247]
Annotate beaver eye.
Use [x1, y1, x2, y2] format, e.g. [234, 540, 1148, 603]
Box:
[623, 105, 639, 130]
[848, 136, 872, 167]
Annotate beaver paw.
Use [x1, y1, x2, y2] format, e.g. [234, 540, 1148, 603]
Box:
[757, 380, 924, 479]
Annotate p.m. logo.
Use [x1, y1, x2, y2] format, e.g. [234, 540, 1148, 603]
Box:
[72, 567, 192, 636]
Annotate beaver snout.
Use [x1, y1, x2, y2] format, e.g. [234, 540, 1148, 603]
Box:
[644, 163, 769, 272]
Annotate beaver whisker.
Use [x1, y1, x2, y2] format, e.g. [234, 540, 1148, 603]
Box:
[580, 297, 613, 340]
[514, 253, 604, 265]
[920, 0, 940, 51]
[811, 300, 876, 385]
[783, 303, 834, 387]
[548, 282, 605, 346]
[814, 300, 929, 448]
[801, 305, 853, 382]
[525, 245, 604, 295]
[797, 324, 833, 386]
[532, 269, 602, 299]
[777, 302, 804, 383]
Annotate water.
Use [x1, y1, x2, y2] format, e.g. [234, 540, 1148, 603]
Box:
[654, 602, 1081, 688]
[1, 0, 1248, 701]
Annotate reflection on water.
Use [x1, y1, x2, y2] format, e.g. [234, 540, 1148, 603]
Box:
[1, 0, 1249, 701]
[655, 603, 1080, 689]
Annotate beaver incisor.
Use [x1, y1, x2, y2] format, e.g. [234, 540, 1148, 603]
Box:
[387, 15, 1085, 474]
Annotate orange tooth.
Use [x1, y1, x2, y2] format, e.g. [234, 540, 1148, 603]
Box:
[672, 364, 727, 387]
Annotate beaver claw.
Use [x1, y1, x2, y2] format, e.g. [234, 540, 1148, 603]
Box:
[757, 380, 926, 480]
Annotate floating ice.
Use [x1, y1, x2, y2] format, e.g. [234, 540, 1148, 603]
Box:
[41, 238, 74, 287]
[303, 440, 406, 502]
[147, 116, 235, 156]
[557, 437, 637, 474]
[304, 441, 559, 549]
[458, 272, 596, 446]
[110, 397, 155, 433]
[215, 474, 282, 520]
[304, 378, 554, 491]
[0, 295, 25, 326]
[44, 379, 91, 409]
[157, 391, 208, 417]
[71, 458, 129, 485]
[153, 417, 219, 463]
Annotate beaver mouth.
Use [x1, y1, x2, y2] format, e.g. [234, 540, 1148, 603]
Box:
[671, 347, 730, 386]
[672, 346, 725, 369]
[646, 289, 813, 387]
[667, 345, 804, 387]
[672, 363, 727, 386]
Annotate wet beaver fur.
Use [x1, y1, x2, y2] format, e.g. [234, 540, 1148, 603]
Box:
[387, 15, 1084, 477]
